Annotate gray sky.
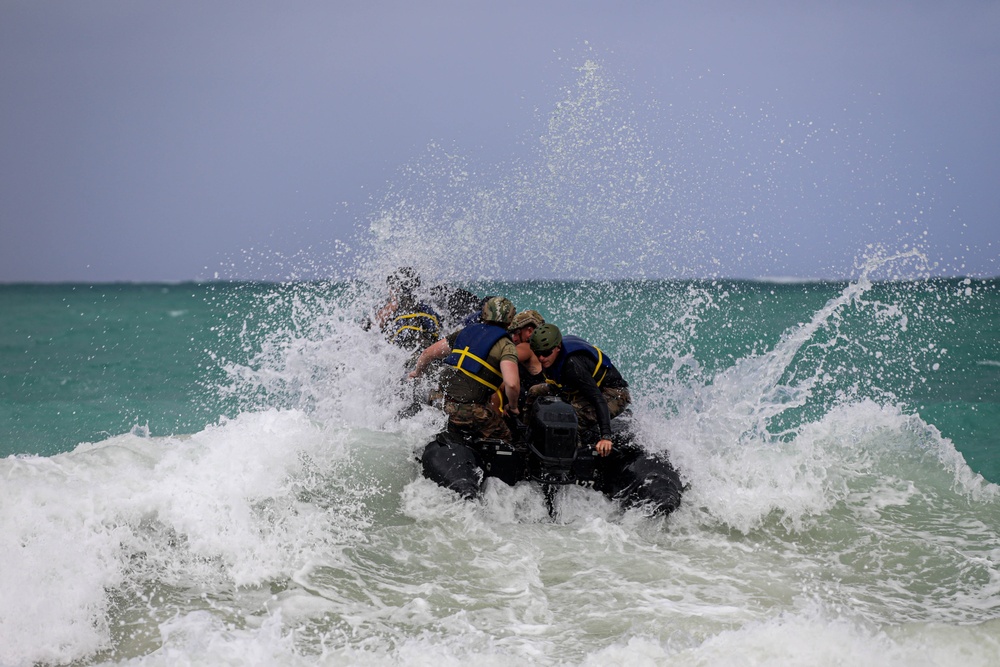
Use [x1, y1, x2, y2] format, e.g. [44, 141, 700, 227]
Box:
[1, 0, 997, 282]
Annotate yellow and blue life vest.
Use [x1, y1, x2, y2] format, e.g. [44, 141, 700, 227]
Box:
[387, 304, 440, 349]
[444, 323, 511, 393]
[544, 335, 611, 390]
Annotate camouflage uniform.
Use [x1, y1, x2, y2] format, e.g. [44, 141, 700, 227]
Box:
[569, 386, 630, 430]
[442, 400, 511, 441]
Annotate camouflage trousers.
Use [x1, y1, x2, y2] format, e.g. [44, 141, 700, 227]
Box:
[527, 384, 631, 431]
[442, 399, 512, 441]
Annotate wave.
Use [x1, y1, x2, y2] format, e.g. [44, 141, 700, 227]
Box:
[3, 389, 998, 665]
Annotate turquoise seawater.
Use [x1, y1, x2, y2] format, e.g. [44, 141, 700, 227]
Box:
[2, 279, 997, 480]
[2, 278, 1000, 666]
[1, 283, 231, 457]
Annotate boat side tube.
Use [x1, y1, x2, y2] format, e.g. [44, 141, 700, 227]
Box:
[594, 448, 683, 514]
[420, 431, 483, 499]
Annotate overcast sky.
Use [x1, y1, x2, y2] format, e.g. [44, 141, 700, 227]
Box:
[1, 1, 997, 282]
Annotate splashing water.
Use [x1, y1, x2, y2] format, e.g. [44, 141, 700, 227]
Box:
[356, 58, 775, 286]
[3, 55, 998, 667]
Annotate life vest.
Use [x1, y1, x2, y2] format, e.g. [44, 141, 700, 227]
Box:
[387, 304, 440, 348]
[444, 323, 511, 396]
[544, 335, 611, 390]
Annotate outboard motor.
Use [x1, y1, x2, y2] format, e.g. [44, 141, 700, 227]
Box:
[525, 396, 584, 484]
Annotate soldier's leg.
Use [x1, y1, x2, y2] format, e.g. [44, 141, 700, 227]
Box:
[470, 403, 512, 441]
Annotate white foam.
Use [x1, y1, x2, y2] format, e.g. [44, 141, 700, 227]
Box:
[0, 410, 388, 665]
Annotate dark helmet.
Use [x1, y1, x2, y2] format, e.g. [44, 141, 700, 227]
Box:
[446, 288, 480, 322]
[529, 323, 562, 354]
[481, 296, 516, 327]
[386, 267, 420, 296]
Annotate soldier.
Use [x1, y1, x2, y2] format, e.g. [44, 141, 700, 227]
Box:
[373, 267, 442, 354]
[507, 309, 546, 411]
[409, 297, 520, 440]
[529, 323, 631, 456]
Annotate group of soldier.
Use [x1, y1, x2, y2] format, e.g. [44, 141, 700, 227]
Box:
[374, 268, 630, 457]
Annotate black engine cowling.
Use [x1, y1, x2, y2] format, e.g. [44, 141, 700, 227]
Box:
[527, 396, 579, 484]
[523, 396, 597, 485]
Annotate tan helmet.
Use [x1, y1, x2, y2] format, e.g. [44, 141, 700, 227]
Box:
[508, 309, 544, 332]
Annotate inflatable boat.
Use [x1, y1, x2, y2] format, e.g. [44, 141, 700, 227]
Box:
[420, 396, 683, 516]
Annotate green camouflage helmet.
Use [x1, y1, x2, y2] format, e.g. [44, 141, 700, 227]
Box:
[481, 296, 516, 327]
[529, 323, 563, 354]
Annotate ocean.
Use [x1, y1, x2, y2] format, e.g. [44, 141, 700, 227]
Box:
[2, 276, 999, 666]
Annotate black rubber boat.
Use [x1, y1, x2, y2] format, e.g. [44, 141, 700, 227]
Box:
[420, 395, 683, 516]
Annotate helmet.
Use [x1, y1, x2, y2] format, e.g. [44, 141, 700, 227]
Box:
[508, 309, 545, 332]
[529, 323, 563, 354]
[386, 267, 420, 296]
[481, 296, 516, 327]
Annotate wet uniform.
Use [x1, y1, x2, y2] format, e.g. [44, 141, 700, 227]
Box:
[440, 323, 518, 441]
[539, 335, 630, 440]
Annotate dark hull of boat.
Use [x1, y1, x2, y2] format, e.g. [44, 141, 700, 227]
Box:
[420, 424, 683, 516]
